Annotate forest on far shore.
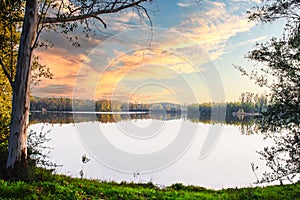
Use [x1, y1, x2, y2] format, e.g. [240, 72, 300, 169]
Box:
[30, 92, 268, 116]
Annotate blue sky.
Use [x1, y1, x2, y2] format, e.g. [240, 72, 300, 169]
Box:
[33, 0, 285, 103]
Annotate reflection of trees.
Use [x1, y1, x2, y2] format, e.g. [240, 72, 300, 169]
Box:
[30, 111, 257, 126]
[30, 112, 75, 124]
[30, 97, 265, 126]
[239, 124, 259, 135]
[187, 111, 256, 126]
[30, 112, 181, 124]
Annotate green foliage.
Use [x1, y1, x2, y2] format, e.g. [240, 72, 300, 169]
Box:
[248, 0, 300, 24]
[187, 93, 266, 126]
[249, 34, 300, 133]
[0, 0, 22, 72]
[245, 1, 300, 133]
[0, 93, 11, 146]
[0, 0, 20, 148]
[31, 56, 53, 89]
[0, 1, 54, 178]
[2, 159, 53, 182]
[0, 175, 299, 199]
[242, 0, 300, 184]
[0, 128, 56, 181]
[27, 127, 60, 173]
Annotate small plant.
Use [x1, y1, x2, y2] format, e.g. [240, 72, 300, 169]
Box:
[0, 126, 59, 180]
[251, 162, 259, 183]
[80, 154, 90, 179]
[27, 126, 56, 169]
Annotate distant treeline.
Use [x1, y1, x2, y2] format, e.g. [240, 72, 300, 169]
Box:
[188, 92, 268, 115]
[30, 97, 182, 112]
[30, 92, 268, 115]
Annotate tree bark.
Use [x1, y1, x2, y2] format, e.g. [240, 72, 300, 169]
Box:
[6, 0, 38, 174]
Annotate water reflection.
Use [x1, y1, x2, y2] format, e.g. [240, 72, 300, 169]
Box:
[30, 111, 256, 126]
[29, 121, 271, 189]
[28, 111, 273, 189]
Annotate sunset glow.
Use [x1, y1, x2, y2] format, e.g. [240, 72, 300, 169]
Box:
[32, 0, 282, 103]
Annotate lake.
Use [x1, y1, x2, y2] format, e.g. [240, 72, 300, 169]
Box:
[29, 112, 273, 189]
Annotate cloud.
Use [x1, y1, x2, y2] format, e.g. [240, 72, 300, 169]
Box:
[38, 30, 103, 55]
[65, 44, 207, 102]
[232, 0, 261, 3]
[33, 84, 74, 96]
[174, 1, 255, 61]
[129, 85, 179, 103]
[32, 46, 88, 98]
[100, 10, 150, 33]
[91, 49, 201, 99]
[237, 36, 266, 46]
[33, 0, 257, 102]
[177, 3, 192, 7]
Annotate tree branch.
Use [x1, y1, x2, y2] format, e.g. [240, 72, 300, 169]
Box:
[136, 4, 153, 28]
[0, 58, 14, 88]
[42, 0, 148, 24]
[33, 0, 51, 49]
[91, 15, 107, 28]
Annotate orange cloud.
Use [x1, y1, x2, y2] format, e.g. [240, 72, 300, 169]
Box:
[32, 47, 87, 97]
[32, 1, 256, 103]
[91, 49, 203, 100]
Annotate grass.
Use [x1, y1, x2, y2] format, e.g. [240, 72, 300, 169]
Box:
[0, 174, 299, 200]
[0, 147, 299, 199]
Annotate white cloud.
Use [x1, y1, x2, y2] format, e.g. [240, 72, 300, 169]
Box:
[232, 0, 261, 3]
[100, 10, 150, 33]
[237, 36, 266, 46]
[177, 3, 192, 7]
[174, 1, 255, 61]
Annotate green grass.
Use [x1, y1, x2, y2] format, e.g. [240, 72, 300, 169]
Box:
[0, 174, 299, 200]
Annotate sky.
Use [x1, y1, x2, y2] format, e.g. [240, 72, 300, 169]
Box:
[33, 0, 284, 104]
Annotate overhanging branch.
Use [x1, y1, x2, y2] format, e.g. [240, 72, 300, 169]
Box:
[91, 15, 107, 28]
[0, 58, 14, 88]
[42, 0, 148, 24]
[136, 4, 152, 28]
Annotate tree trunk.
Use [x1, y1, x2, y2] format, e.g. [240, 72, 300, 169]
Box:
[6, 0, 38, 175]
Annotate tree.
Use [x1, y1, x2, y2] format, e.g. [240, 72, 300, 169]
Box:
[241, 0, 300, 183]
[245, 0, 300, 133]
[0, 1, 22, 172]
[0, 0, 153, 176]
[0, 1, 53, 175]
[248, 0, 300, 24]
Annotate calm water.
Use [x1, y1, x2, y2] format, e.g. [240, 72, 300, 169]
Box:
[29, 112, 273, 189]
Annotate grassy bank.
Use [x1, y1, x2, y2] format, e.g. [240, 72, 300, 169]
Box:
[0, 174, 299, 200]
